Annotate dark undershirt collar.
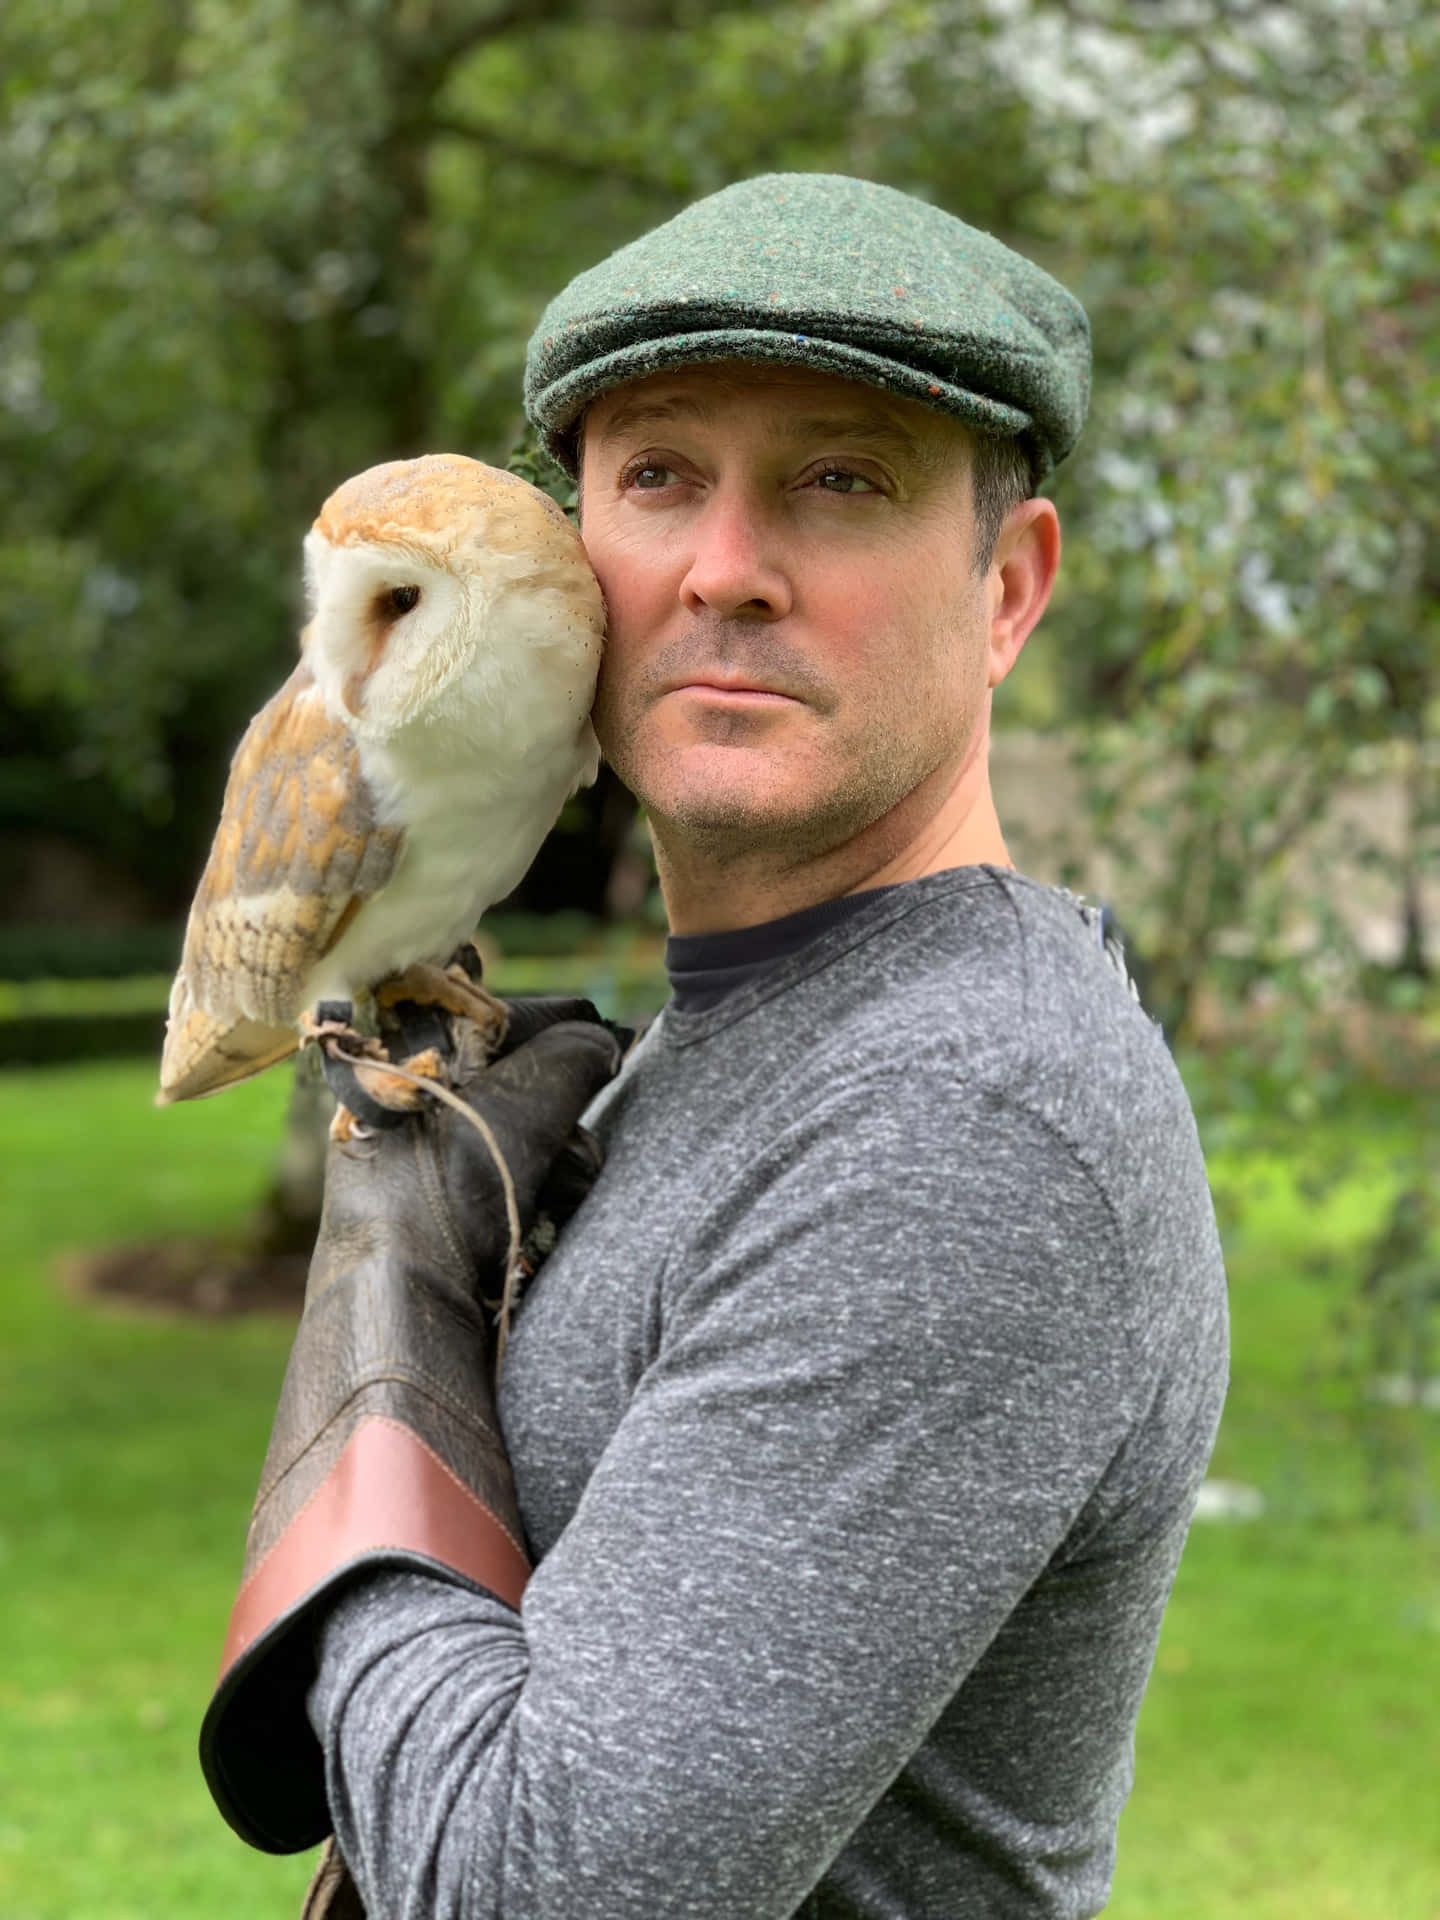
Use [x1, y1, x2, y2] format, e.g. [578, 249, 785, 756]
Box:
[664, 887, 903, 1014]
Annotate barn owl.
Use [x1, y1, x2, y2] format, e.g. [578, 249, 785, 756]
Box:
[157, 454, 605, 1106]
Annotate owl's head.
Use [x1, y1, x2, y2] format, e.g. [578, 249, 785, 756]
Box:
[301, 454, 602, 738]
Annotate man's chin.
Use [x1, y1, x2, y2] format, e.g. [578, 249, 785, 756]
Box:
[625, 735, 796, 817]
[644, 765, 882, 870]
[650, 784, 794, 853]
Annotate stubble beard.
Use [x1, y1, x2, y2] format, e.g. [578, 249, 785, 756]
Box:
[595, 614, 983, 882]
[602, 690, 954, 881]
[711, 731, 929, 864]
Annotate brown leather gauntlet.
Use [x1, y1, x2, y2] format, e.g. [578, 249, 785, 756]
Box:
[199, 1008, 622, 1855]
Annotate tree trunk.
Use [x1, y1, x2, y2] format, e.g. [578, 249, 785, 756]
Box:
[250, 1048, 334, 1259]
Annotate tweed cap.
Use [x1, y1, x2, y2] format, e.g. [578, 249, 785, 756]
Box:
[524, 173, 1090, 480]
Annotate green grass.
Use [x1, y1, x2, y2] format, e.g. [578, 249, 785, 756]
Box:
[0, 1058, 1436, 1916]
[1106, 1097, 1440, 1919]
[0, 1063, 316, 1918]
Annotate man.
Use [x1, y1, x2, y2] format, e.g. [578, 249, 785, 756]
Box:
[202, 174, 1228, 1918]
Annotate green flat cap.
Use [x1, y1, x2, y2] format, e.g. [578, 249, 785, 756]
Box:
[524, 172, 1090, 480]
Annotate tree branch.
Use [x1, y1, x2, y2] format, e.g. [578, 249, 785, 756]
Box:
[393, 0, 573, 83]
[425, 115, 685, 196]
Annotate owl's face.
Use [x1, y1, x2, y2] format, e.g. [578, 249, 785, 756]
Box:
[299, 454, 602, 742]
[303, 528, 473, 735]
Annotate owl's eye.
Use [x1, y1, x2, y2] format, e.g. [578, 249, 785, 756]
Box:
[388, 585, 421, 616]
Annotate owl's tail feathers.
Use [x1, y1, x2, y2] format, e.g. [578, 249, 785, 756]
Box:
[156, 1006, 299, 1105]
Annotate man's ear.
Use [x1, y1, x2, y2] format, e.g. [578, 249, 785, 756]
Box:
[985, 498, 1061, 689]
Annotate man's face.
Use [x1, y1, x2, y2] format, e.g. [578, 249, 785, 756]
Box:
[579, 365, 1006, 869]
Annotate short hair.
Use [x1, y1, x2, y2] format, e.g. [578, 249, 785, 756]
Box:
[970, 433, 1035, 572]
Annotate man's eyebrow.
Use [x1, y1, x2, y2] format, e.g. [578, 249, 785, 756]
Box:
[787, 414, 933, 462]
[589, 394, 710, 442]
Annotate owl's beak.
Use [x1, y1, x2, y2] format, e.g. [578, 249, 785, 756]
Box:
[341, 619, 395, 721]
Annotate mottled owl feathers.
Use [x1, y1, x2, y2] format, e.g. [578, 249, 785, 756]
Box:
[158, 454, 604, 1104]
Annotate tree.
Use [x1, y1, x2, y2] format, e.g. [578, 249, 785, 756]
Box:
[1027, 0, 1438, 1033]
[0, 0, 1048, 924]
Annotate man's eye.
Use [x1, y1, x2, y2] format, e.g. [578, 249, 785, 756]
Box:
[625, 463, 674, 490]
[815, 469, 878, 494]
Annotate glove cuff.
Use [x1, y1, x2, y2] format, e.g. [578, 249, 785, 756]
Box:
[200, 1408, 529, 1853]
[222, 1413, 529, 1679]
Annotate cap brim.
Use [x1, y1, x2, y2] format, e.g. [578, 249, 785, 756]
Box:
[530, 326, 1041, 476]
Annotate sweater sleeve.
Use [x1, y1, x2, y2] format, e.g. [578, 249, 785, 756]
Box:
[308, 1062, 1168, 1920]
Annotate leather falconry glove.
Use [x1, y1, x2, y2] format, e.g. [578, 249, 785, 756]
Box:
[199, 991, 624, 1858]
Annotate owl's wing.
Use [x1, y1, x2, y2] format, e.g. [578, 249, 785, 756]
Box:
[158, 661, 404, 1103]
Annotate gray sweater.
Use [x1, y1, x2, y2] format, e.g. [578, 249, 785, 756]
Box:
[310, 867, 1228, 1918]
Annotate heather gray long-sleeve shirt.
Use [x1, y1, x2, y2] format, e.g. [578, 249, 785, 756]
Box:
[310, 866, 1229, 1918]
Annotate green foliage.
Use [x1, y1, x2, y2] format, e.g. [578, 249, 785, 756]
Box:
[1036, 0, 1439, 1027]
[0, 924, 182, 980]
[1190, 1014, 1439, 1529]
[1105, 1523, 1440, 1919]
[503, 424, 578, 518]
[0, 0, 1042, 901]
[1333, 1178, 1440, 1530]
[0, 1059, 319, 1918]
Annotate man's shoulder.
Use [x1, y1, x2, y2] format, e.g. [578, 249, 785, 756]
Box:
[834, 867, 1162, 1074]
[603, 866, 1188, 1172]
[789, 869, 1198, 1192]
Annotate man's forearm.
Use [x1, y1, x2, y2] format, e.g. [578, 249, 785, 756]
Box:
[312, 1574, 535, 1916]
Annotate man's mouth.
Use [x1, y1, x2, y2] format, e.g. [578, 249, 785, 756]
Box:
[665, 675, 801, 704]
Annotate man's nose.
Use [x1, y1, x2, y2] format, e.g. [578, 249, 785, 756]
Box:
[678, 494, 793, 620]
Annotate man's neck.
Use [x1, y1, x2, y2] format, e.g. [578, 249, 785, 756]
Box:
[654, 736, 1012, 935]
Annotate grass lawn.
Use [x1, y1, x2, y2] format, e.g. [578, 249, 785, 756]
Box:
[0, 1062, 316, 1920]
[0, 1056, 1436, 1918]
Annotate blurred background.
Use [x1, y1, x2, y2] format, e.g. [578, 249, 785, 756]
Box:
[0, 1, 1435, 1914]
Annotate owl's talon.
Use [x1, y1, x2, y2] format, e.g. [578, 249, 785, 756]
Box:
[375, 962, 509, 1050]
[328, 1103, 377, 1147]
[397, 1046, 448, 1086]
[312, 1023, 412, 1130]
